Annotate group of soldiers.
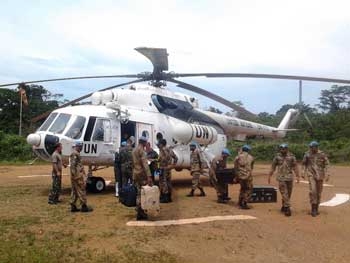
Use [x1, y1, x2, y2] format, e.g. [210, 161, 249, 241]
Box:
[48, 141, 93, 213]
[47, 137, 330, 220]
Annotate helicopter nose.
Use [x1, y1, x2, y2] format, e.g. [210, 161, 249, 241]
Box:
[27, 133, 41, 146]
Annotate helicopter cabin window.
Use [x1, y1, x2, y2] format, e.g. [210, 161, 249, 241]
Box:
[92, 119, 111, 142]
[48, 113, 71, 134]
[38, 112, 58, 131]
[65, 116, 86, 139]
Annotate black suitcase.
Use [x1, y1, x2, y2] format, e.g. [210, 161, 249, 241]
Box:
[249, 185, 277, 203]
[216, 168, 236, 184]
[119, 184, 137, 207]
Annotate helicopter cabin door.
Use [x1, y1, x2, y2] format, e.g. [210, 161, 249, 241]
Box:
[136, 123, 154, 147]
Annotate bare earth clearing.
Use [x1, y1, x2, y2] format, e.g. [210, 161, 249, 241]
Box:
[0, 164, 349, 263]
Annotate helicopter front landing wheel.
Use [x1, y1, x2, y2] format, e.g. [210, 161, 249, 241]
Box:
[86, 176, 106, 193]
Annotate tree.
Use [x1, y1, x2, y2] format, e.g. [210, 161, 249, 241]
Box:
[0, 85, 62, 135]
[318, 85, 350, 112]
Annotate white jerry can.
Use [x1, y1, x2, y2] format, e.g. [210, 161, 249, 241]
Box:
[141, 185, 160, 215]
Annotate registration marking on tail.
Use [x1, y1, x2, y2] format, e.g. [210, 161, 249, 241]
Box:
[127, 215, 256, 227]
[320, 194, 350, 207]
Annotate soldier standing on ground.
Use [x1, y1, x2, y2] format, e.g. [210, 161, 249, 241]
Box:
[145, 142, 159, 184]
[187, 142, 206, 197]
[268, 143, 299, 216]
[70, 141, 93, 213]
[209, 148, 231, 204]
[114, 141, 125, 197]
[302, 141, 330, 217]
[132, 136, 153, 220]
[235, 145, 255, 209]
[158, 139, 178, 203]
[119, 140, 133, 187]
[48, 143, 65, 204]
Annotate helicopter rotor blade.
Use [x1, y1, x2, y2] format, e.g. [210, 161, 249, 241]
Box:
[31, 79, 144, 123]
[172, 73, 350, 84]
[0, 74, 139, 88]
[168, 78, 256, 118]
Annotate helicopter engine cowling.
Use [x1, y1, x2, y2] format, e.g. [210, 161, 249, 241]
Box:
[172, 120, 218, 146]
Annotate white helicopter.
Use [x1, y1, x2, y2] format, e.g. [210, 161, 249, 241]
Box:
[2, 47, 350, 192]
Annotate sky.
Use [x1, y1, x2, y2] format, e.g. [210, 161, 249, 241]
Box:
[1, 0, 350, 114]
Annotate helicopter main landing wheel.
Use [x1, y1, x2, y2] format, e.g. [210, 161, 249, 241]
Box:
[86, 177, 106, 193]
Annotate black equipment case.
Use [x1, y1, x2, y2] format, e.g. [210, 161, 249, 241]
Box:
[216, 168, 236, 184]
[119, 184, 137, 207]
[249, 185, 277, 203]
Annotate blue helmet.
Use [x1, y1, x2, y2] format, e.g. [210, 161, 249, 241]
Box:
[309, 141, 319, 147]
[121, 141, 127, 147]
[279, 143, 288, 149]
[189, 141, 197, 147]
[222, 148, 231, 156]
[242, 144, 251, 152]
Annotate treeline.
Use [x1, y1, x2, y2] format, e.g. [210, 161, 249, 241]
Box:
[0, 131, 32, 162]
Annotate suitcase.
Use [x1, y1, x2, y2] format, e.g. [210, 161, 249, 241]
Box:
[216, 168, 236, 184]
[141, 185, 160, 215]
[249, 185, 277, 203]
[119, 184, 137, 207]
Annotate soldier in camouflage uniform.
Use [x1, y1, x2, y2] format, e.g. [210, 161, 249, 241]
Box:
[48, 143, 64, 204]
[302, 141, 330, 217]
[158, 139, 178, 203]
[187, 142, 206, 197]
[132, 136, 153, 220]
[235, 145, 255, 209]
[209, 148, 231, 204]
[269, 143, 299, 216]
[69, 141, 93, 213]
[114, 141, 126, 197]
[119, 141, 133, 187]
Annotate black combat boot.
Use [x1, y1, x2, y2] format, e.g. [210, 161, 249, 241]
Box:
[217, 196, 227, 204]
[70, 204, 80, 212]
[240, 201, 251, 210]
[284, 207, 291, 216]
[81, 204, 93, 213]
[199, 187, 206, 197]
[280, 206, 286, 213]
[136, 207, 148, 220]
[160, 194, 169, 203]
[186, 189, 194, 197]
[311, 204, 317, 217]
[167, 193, 172, 203]
[223, 193, 231, 201]
[316, 204, 320, 215]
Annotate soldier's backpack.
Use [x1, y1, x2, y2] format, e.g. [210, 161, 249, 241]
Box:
[140, 185, 160, 215]
[119, 184, 137, 207]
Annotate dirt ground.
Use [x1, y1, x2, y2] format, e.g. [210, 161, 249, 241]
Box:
[0, 164, 349, 263]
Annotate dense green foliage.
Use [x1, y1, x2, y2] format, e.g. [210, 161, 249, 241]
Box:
[0, 131, 33, 162]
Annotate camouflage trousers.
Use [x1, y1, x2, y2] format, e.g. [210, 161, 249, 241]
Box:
[70, 176, 87, 208]
[278, 180, 293, 208]
[133, 175, 148, 211]
[209, 172, 227, 197]
[308, 176, 324, 205]
[159, 169, 172, 194]
[48, 174, 62, 202]
[239, 177, 253, 203]
[191, 171, 202, 190]
[121, 167, 133, 187]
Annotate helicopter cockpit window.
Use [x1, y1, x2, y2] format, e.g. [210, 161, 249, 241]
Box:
[38, 112, 58, 131]
[92, 119, 111, 142]
[65, 116, 86, 139]
[48, 113, 71, 134]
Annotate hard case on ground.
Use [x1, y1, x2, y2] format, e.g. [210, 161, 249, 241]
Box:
[119, 184, 137, 207]
[216, 168, 236, 184]
[141, 185, 160, 215]
[249, 185, 277, 203]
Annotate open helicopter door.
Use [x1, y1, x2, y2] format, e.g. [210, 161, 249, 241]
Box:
[136, 123, 154, 147]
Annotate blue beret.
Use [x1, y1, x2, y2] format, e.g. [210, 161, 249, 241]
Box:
[222, 148, 231, 156]
[139, 136, 148, 142]
[279, 143, 288, 148]
[73, 141, 83, 147]
[121, 141, 127, 146]
[242, 144, 251, 152]
[309, 141, 319, 147]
